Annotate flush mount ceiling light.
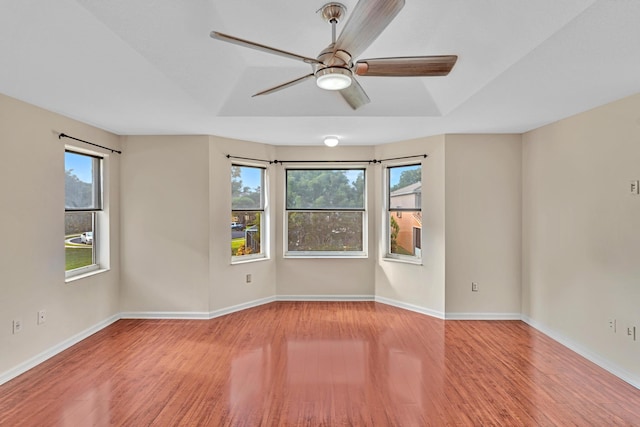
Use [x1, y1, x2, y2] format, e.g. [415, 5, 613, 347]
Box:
[316, 67, 352, 91]
[324, 136, 339, 147]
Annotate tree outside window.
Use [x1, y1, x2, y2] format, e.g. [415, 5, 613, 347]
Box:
[286, 168, 366, 256]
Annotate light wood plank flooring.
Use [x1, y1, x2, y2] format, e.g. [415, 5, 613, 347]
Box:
[1, 302, 639, 426]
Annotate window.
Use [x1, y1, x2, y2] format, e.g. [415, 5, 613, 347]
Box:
[387, 164, 422, 261]
[286, 168, 366, 257]
[65, 150, 102, 276]
[231, 165, 266, 261]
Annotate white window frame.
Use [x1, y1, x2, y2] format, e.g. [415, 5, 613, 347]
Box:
[384, 162, 423, 264]
[284, 165, 368, 259]
[231, 163, 269, 264]
[65, 147, 107, 280]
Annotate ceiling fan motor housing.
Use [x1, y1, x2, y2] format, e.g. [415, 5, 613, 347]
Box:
[314, 47, 354, 90]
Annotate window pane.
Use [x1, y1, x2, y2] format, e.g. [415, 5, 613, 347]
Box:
[287, 169, 365, 209]
[389, 165, 421, 210]
[288, 211, 363, 252]
[65, 212, 95, 270]
[231, 211, 262, 256]
[65, 151, 101, 210]
[389, 211, 421, 256]
[232, 166, 263, 210]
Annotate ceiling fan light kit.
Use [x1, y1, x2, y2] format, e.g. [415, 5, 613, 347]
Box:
[210, 0, 457, 110]
[316, 67, 352, 90]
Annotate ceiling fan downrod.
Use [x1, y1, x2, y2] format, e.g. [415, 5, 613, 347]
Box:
[319, 3, 347, 43]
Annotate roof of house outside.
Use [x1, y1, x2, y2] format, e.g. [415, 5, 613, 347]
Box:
[390, 182, 421, 197]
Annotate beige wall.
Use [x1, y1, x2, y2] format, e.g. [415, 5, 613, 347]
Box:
[522, 93, 640, 383]
[120, 135, 210, 314]
[208, 137, 277, 310]
[0, 93, 121, 376]
[119, 135, 278, 314]
[445, 134, 522, 317]
[374, 136, 447, 316]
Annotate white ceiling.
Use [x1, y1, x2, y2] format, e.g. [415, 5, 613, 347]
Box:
[1, 0, 639, 146]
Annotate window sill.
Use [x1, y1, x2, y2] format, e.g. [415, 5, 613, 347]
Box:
[65, 267, 110, 283]
[383, 256, 423, 266]
[231, 255, 270, 265]
[284, 253, 368, 259]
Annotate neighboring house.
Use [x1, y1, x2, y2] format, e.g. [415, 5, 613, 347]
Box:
[389, 182, 422, 256]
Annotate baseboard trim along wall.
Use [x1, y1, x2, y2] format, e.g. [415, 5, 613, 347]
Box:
[445, 312, 522, 320]
[0, 314, 120, 386]
[521, 315, 640, 390]
[120, 311, 211, 320]
[277, 295, 375, 302]
[374, 296, 445, 319]
[209, 296, 276, 318]
[120, 297, 278, 320]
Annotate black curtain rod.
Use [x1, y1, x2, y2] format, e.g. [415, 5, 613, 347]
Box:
[273, 159, 377, 164]
[59, 133, 122, 154]
[378, 154, 428, 163]
[273, 154, 427, 164]
[226, 154, 275, 164]
[227, 153, 427, 165]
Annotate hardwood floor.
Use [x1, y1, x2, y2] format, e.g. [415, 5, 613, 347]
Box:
[1, 302, 639, 426]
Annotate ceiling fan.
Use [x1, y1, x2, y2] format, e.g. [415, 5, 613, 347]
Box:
[210, 0, 457, 110]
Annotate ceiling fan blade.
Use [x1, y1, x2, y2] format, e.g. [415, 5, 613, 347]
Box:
[210, 31, 322, 65]
[334, 0, 405, 59]
[339, 78, 370, 110]
[252, 73, 315, 97]
[355, 55, 458, 77]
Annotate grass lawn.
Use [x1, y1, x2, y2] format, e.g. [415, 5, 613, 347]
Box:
[66, 247, 93, 270]
[231, 237, 245, 256]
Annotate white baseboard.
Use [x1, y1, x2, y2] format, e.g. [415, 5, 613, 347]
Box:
[445, 312, 522, 320]
[121, 297, 277, 320]
[522, 315, 640, 390]
[120, 311, 210, 320]
[277, 295, 374, 302]
[209, 296, 276, 318]
[0, 314, 120, 386]
[374, 296, 445, 319]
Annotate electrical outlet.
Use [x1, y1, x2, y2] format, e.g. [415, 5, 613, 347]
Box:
[246, 274, 252, 284]
[38, 310, 46, 325]
[608, 319, 616, 333]
[627, 326, 637, 341]
[12, 319, 22, 334]
[471, 282, 479, 292]
[631, 180, 640, 195]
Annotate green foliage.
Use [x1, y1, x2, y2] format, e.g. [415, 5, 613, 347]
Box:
[390, 215, 400, 253]
[65, 211, 92, 235]
[287, 211, 363, 251]
[287, 169, 364, 209]
[232, 166, 262, 210]
[286, 169, 365, 252]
